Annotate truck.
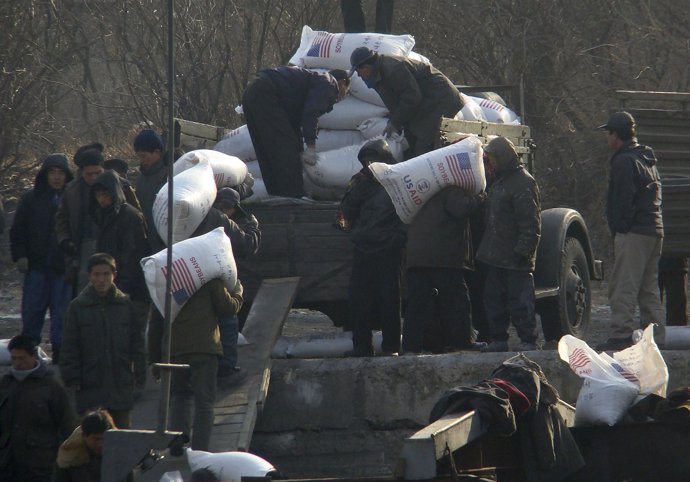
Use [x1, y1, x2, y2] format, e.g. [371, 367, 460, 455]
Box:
[174, 88, 603, 341]
[614, 90, 690, 257]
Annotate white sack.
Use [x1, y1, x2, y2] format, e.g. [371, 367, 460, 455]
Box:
[158, 472, 184, 482]
[173, 149, 248, 188]
[613, 324, 668, 398]
[558, 335, 640, 426]
[467, 95, 521, 124]
[357, 117, 389, 139]
[186, 449, 276, 482]
[369, 136, 486, 223]
[243, 178, 271, 203]
[214, 125, 256, 162]
[141, 228, 237, 321]
[289, 25, 415, 70]
[349, 72, 386, 106]
[303, 171, 347, 201]
[407, 50, 431, 64]
[271, 331, 385, 358]
[304, 144, 362, 190]
[315, 129, 366, 152]
[152, 159, 217, 245]
[455, 94, 487, 122]
[318, 95, 389, 130]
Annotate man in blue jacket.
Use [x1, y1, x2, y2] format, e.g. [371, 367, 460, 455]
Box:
[10, 153, 74, 363]
[242, 66, 350, 198]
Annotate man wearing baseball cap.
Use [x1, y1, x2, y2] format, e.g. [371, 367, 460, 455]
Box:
[349, 46, 463, 157]
[596, 111, 665, 351]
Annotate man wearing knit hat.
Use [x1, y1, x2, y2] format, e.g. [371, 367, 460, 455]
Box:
[56, 143, 106, 296]
[133, 128, 168, 253]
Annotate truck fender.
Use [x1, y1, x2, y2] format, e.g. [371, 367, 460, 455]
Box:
[534, 207, 600, 289]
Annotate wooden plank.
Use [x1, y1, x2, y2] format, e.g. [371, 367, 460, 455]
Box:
[208, 277, 300, 453]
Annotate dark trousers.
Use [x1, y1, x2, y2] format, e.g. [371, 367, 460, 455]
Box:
[349, 246, 402, 354]
[218, 314, 239, 372]
[659, 270, 688, 326]
[242, 77, 305, 198]
[403, 267, 473, 353]
[340, 0, 394, 33]
[21, 269, 71, 344]
[484, 266, 537, 343]
[465, 260, 490, 341]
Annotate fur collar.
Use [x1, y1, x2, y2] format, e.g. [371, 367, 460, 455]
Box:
[56, 426, 90, 468]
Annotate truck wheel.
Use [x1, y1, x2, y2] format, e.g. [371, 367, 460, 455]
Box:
[539, 237, 591, 339]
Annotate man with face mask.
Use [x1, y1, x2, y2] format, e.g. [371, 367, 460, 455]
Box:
[10, 153, 74, 363]
[477, 136, 541, 352]
[338, 139, 406, 357]
[349, 46, 464, 157]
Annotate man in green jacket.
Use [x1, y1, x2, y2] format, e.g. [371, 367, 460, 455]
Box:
[148, 277, 244, 451]
[60, 253, 145, 429]
[350, 46, 463, 157]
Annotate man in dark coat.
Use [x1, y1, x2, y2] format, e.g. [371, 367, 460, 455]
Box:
[133, 128, 169, 253]
[338, 139, 406, 356]
[658, 256, 688, 326]
[402, 186, 486, 354]
[55, 144, 106, 295]
[10, 153, 74, 362]
[242, 66, 351, 198]
[596, 111, 665, 351]
[350, 46, 464, 157]
[91, 170, 151, 390]
[477, 136, 541, 352]
[60, 253, 145, 429]
[0, 335, 76, 482]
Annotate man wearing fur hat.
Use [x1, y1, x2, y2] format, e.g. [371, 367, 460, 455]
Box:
[56, 144, 105, 296]
[10, 153, 74, 362]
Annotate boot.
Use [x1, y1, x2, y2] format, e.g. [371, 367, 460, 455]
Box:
[51, 342, 61, 365]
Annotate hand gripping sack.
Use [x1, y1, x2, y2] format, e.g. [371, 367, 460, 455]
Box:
[318, 95, 389, 130]
[186, 448, 276, 482]
[173, 149, 248, 189]
[369, 136, 486, 223]
[214, 124, 257, 162]
[558, 335, 640, 426]
[289, 25, 415, 70]
[613, 324, 668, 398]
[152, 159, 217, 245]
[141, 227, 238, 321]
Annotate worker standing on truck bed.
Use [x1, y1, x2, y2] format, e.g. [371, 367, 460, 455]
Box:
[242, 67, 351, 198]
[596, 111, 665, 351]
[349, 46, 463, 157]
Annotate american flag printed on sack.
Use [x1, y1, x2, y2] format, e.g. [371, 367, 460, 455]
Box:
[214, 173, 225, 186]
[161, 258, 197, 305]
[611, 362, 640, 385]
[568, 347, 590, 370]
[479, 98, 505, 112]
[306, 31, 334, 58]
[445, 152, 475, 190]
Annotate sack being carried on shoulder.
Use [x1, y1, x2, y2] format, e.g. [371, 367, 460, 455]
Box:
[141, 227, 237, 321]
[369, 136, 486, 223]
[173, 149, 248, 189]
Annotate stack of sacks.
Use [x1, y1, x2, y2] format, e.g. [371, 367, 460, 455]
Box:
[140, 151, 247, 320]
[213, 26, 425, 202]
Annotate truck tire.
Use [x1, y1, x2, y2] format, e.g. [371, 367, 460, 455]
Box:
[539, 237, 591, 339]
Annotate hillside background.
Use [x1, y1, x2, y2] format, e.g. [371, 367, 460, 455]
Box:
[2, 0, 689, 261]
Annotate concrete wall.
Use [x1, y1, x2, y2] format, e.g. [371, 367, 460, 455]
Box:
[250, 350, 690, 479]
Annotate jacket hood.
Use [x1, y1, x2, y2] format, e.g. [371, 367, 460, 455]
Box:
[35, 153, 74, 191]
[56, 426, 90, 469]
[485, 136, 520, 172]
[91, 170, 126, 211]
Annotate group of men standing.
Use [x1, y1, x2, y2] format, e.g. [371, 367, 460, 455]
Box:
[2, 128, 257, 480]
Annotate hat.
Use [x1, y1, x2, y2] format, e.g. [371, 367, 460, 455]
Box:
[74, 148, 104, 168]
[103, 158, 129, 176]
[597, 111, 635, 130]
[357, 138, 395, 165]
[349, 46, 376, 77]
[215, 187, 241, 209]
[133, 128, 164, 152]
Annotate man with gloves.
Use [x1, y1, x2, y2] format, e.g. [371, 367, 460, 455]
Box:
[10, 153, 74, 363]
[242, 66, 350, 198]
[349, 46, 463, 157]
